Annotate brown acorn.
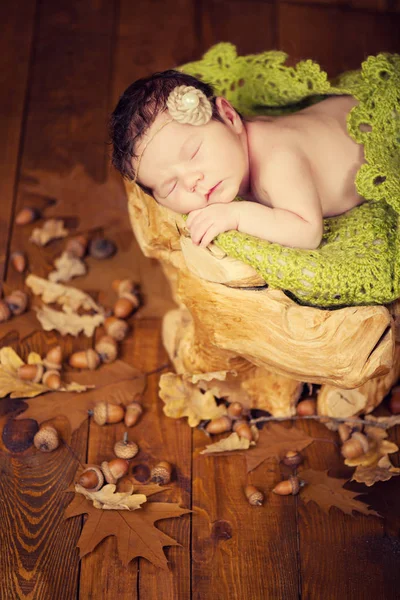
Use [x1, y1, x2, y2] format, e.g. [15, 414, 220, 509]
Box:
[272, 476, 304, 496]
[113, 293, 140, 319]
[282, 451, 303, 468]
[227, 401, 245, 419]
[124, 401, 143, 427]
[296, 398, 317, 416]
[33, 425, 59, 452]
[205, 415, 232, 434]
[245, 484, 264, 506]
[232, 419, 253, 441]
[69, 349, 100, 370]
[42, 369, 61, 390]
[43, 345, 63, 370]
[90, 401, 125, 426]
[78, 466, 104, 491]
[17, 363, 44, 383]
[341, 432, 369, 459]
[5, 290, 28, 316]
[95, 335, 118, 364]
[338, 423, 352, 443]
[65, 235, 88, 258]
[101, 458, 129, 484]
[104, 316, 129, 341]
[150, 461, 173, 485]
[114, 432, 139, 459]
[15, 206, 40, 225]
[0, 300, 11, 323]
[112, 279, 136, 297]
[10, 251, 27, 273]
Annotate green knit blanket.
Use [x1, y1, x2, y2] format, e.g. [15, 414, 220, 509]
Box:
[179, 44, 400, 308]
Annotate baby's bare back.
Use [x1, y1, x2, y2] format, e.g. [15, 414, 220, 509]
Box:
[248, 95, 366, 217]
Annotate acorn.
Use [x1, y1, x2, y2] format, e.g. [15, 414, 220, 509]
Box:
[15, 206, 40, 225]
[101, 458, 129, 484]
[10, 251, 27, 273]
[89, 238, 116, 260]
[43, 345, 63, 370]
[104, 316, 129, 341]
[232, 419, 253, 441]
[341, 432, 369, 459]
[113, 293, 140, 319]
[272, 476, 304, 496]
[33, 425, 59, 452]
[244, 484, 264, 506]
[78, 466, 104, 492]
[124, 401, 143, 427]
[90, 401, 125, 426]
[95, 335, 118, 364]
[150, 461, 173, 485]
[227, 401, 245, 419]
[5, 290, 28, 316]
[282, 450, 303, 468]
[17, 363, 44, 383]
[338, 423, 352, 443]
[42, 369, 61, 390]
[69, 348, 100, 370]
[0, 300, 11, 322]
[205, 415, 232, 434]
[65, 235, 88, 258]
[112, 279, 136, 297]
[296, 398, 317, 416]
[114, 432, 139, 459]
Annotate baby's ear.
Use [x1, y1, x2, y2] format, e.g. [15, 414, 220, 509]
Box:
[215, 97, 243, 132]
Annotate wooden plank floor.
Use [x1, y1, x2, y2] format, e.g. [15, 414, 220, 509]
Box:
[1, 1, 400, 598]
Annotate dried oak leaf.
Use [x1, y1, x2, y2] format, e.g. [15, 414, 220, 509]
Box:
[29, 219, 68, 246]
[35, 305, 104, 337]
[300, 469, 381, 517]
[244, 424, 314, 473]
[75, 483, 147, 511]
[48, 251, 86, 283]
[16, 360, 146, 432]
[159, 372, 227, 427]
[21, 165, 128, 233]
[0, 346, 90, 399]
[64, 490, 191, 570]
[26, 274, 103, 313]
[200, 431, 256, 454]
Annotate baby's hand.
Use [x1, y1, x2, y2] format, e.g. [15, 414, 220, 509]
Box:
[186, 203, 239, 248]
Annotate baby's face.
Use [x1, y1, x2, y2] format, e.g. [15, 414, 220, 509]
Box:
[134, 99, 249, 213]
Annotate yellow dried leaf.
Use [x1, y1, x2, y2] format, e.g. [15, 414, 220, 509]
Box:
[27, 352, 43, 365]
[29, 218, 68, 246]
[200, 431, 255, 454]
[75, 483, 147, 511]
[352, 455, 400, 486]
[159, 372, 227, 427]
[48, 251, 87, 283]
[35, 305, 104, 337]
[26, 274, 104, 313]
[190, 370, 236, 384]
[0, 347, 24, 373]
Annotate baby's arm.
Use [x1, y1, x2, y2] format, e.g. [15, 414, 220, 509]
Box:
[237, 148, 323, 249]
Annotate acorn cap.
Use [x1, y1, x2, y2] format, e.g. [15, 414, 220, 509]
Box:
[150, 461, 172, 484]
[33, 425, 59, 452]
[114, 439, 139, 459]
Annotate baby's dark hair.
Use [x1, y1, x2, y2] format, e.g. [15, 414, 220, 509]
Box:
[109, 70, 224, 187]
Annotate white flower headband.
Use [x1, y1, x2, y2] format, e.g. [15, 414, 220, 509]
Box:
[133, 85, 213, 183]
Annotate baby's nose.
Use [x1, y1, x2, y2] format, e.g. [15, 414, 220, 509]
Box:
[184, 172, 203, 192]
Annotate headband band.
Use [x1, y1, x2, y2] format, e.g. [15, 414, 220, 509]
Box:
[133, 85, 213, 183]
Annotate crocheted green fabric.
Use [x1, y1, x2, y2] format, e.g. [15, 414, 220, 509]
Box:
[179, 44, 400, 307]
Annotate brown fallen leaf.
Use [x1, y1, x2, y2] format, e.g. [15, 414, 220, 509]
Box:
[244, 424, 314, 473]
[351, 455, 400, 486]
[200, 431, 256, 454]
[29, 219, 68, 246]
[300, 469, 381, 517]
[75, 483, 147, 510]
[64, 492, 191, 570]
[159, 372, 227, 427]
[16, 360, 146, 433]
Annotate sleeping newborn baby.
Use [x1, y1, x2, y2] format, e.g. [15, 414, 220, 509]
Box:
[110, 70, 365, 250]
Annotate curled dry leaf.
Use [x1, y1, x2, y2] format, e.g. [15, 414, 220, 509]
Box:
[48, 251, 87, 283]
[35, 305, 104, 337]
[200, 431, 256, 454]
[29, 219, 68, 246]
[159, 372, 227, 427]
[26, 274, 104, 313]
[75, 483, 147, 511]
